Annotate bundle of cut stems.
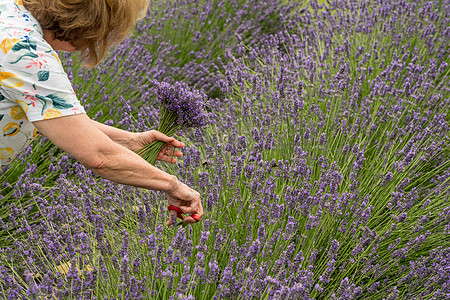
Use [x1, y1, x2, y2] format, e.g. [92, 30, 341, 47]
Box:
[136, 81, 209, 164]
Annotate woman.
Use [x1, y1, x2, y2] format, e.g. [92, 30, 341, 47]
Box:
[0, 0, 203, 225]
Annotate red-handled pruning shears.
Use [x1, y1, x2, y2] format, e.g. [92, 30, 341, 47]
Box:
[168, 205, 201, 226]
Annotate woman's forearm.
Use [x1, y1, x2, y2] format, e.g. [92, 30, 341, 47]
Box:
[33, 114, 176, 192]
[92, 120, 139, 149]
[91, 142, 178, 191]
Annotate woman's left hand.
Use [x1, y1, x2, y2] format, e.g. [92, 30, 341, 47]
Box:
[130, 130, 185, 163]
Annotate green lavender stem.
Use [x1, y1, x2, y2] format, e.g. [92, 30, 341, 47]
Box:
[136, 105, 181, 165]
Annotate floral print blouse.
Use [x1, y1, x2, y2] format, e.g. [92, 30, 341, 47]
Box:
[0, 0, 85, 166]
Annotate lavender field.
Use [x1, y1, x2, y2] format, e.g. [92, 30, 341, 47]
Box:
[1, 0, 449, 299]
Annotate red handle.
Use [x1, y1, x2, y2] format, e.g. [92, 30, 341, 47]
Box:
[191, 214, 201, 222]
[168, 206, 201, 223]
[168, 205, 184, 220]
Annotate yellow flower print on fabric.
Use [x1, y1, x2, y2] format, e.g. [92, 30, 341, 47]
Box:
[0, 147, 14, 159]
[43, 108, 62, 119]
[51, 53, 61, 64]
[0, 38, 20, 54]
[10, 105, 28, 120]
[33, 128, 39, 139]
[3, 122, 20, 137]
[14, 99, 29, 111]
[0, 67, 24, 88]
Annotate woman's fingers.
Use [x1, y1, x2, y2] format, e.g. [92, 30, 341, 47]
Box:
[179, 206, 197, 214]
[163, 149, 183, 157]
[150, 130, 185, 148]
[156, 145, 184, 163]
[157, 151, 180, 163]
[144, 130, 186, 164]
[183, 216, 199, 224]
[180, 200, 203, 220]
[169, 204, 202, 224]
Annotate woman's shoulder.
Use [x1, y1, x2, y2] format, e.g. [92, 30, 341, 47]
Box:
[0, 0, 44, 48]
[0, 3, 55, 71]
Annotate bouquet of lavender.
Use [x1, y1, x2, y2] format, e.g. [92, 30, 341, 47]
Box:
[136, 81, 209, 164]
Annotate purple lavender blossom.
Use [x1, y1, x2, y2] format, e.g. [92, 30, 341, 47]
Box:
[153, 80, 210, 128]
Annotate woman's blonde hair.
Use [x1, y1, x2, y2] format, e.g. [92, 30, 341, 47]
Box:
[23, 0, 150, 67]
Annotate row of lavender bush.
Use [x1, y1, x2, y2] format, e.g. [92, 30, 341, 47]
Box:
[0, 0, 297, 243]
[1, 0, 449, 299]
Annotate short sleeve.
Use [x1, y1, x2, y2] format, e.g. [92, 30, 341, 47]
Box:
[0, 37, 85, 122]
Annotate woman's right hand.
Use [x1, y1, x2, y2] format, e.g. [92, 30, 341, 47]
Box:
[166, 179, 203, 226]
